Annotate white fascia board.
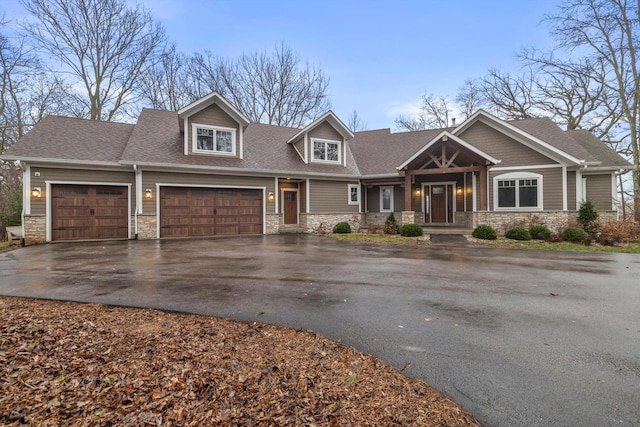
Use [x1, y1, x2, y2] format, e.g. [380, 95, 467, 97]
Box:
[178, 92, 250, 126]
[396, 130, 500, 171]
[286, 111, 354, 144]
[0, 156, 126, 168]
[452, 110, 582, 165]
[582, 165, 635, 172]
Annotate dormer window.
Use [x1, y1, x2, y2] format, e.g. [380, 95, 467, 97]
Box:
[312, 138, 341, 163]
[192, 124, 236, 155]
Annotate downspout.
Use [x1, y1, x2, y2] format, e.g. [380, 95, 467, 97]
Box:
[133, 164, 139, 239]
[18, 161, 26, 246]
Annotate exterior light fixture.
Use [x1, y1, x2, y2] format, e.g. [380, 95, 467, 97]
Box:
[145, 188, 153, 199]
[268, 191, 275, 201]
[457, 186, 463, 194]
[415, 188, 421, 196]
[31, 187, 41, 198]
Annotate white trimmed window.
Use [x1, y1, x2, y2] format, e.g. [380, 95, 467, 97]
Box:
[312, 138, 341, 163]
[494, 172, 543, 210]
[348, 184, 360, 205]
[192, 124, 236, 155]
[380, 186, 394, 212]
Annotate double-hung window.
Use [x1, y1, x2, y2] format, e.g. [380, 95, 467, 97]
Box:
[494, 173, 542, 210]
[192, 124, 236, 155]
[312, 138, 341, 163]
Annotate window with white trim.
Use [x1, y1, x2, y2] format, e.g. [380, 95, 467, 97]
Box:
[380, 186, 394, 212]
[312, 138, 341, 163]
[494, 172, 542, 210]
[348, 184, 360, 205]
[192, 124, 236, 155]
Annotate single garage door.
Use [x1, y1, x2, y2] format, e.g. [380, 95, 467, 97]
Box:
[160, 187, 263, 237]
[51, 185, 129, 241]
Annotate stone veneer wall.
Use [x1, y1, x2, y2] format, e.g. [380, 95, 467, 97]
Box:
[365, 212, 404, 226]
[137, 215, 157, 240]
[265, 213, 280, 234]
[470, 210, 618, 235]
[301, 213, 363, 233]
[24, 215, 46, 244]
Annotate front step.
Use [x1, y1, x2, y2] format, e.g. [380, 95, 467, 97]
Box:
[279, 226, 306, 234]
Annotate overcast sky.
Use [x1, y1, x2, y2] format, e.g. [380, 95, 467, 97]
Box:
[3, 0, 561, 129]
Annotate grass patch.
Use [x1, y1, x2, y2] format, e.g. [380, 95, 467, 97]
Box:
[327, 233, 430, 245]
[470, 238, 640, 253]
[0, 241, 19, 254]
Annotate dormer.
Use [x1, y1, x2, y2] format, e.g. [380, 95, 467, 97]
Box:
[286, 112, 354, 167]
[178, 92, 251, 159]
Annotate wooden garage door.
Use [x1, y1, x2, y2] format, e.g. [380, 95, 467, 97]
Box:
[51, 185, 129, 241]
[160, 187, 263, 237]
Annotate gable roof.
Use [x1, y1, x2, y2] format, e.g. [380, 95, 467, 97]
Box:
[453, 110, 583, 165]
[1, 115, 134, 165]
[286, 111, 354, 144]
[119, 108, 361, 177]
[396, 130, 500, 171]
[178, 92, 250, 127]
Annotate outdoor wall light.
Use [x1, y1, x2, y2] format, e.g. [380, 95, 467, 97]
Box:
[145, 188, 153, 199]
[31, 187, 41, 198]
[456, 186, 463, 194]
[268, 191, 275, 201]
[415, 188, 421, 196]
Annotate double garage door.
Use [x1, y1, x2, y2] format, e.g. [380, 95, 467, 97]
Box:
[51, 184, 129, 241]
[160, 187, 263, 237]
[51, 184, 263, 241]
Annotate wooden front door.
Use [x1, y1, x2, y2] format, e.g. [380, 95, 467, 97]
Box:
[52, 185, 128, 241]
[160, 187, 263, 237]
[430, 185, 447, 223]
[283, 191, 298, 224]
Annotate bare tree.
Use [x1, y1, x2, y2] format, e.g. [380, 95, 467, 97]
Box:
[189, 44, 330, 127]
[395, 94, 452, 131]
[455, 79, 487, 119]
[21, 0, 165, 121]
[479, 68, 539, 120]
[544, 0, 640, 221]
[347, 109, 367, 132]
[138, 44, 193, 111]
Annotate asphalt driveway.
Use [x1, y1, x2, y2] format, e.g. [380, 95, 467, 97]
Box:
[0, 235, 638, 426]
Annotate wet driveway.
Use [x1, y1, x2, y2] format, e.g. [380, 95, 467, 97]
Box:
[0, 235, 639, 426]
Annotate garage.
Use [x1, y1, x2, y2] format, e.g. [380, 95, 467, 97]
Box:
[159, 187, 263, 237]
[51, 184, 129, 241]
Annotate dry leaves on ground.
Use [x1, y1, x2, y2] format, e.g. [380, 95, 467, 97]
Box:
[0, 297, 480, 426]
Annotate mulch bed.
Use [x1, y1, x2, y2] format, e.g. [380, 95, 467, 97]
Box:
[0, 297, 480, 426]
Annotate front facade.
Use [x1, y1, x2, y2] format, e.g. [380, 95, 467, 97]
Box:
[1, 92, 631, 244]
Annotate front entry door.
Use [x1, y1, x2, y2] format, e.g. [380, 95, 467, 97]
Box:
[430, 185, 447, 223]
[283, 191, 298, 224]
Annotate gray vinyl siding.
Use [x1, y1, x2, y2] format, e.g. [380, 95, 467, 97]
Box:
[292, 137, 305, 160]
[460, 121, 558, 167]
[394, 185, 405, 211]
[308, 179, 359, 213]
[29, 167, 135, 215]
[308, 122, 343, 141]
[567, 170, 576, 210]
[300, 181, 307, 213]
[187, 104, 241, 157]
[585, 174, 613, 211]
[366, 186, 379, 212]
[489, 167, 564, 210]
[141, 171, 275, 215]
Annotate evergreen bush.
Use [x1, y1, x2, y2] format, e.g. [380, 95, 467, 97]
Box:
[471, 224, 497, 240]
[505, 226, 532, 241]
[400, 223, 423, 237]
[562, 227, 589, 243]
[332, 222, 351, 234]
[529, 225, 551, 240]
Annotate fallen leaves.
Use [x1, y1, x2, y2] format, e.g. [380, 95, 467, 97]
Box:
[0, 297, 481, 426]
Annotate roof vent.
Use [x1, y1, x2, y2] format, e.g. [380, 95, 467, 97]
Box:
[451, 118, 456, 126]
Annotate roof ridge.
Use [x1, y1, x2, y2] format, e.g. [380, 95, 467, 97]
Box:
[44, 114, 136, 127]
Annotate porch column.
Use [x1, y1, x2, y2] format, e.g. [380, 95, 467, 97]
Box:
[478, 166, 488, 211]
[404, 172, 412, 211]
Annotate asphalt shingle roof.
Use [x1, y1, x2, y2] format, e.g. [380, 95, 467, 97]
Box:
[3, 109, 629, 176]
[3, 115, 134, 163]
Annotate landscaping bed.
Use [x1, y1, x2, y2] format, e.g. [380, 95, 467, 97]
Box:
[0, 297, 479, 426]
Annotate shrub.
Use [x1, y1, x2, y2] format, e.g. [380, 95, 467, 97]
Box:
[472, 224, 497, 240]
[529, 225, 551, 240]
[332, 222, 351, 234]
[505, 226, 531, 241]
[595, 219, 640, 245]
[384, 213, 399, 235]
[562, 227, 589, 243]
[400, 223, 423, 237]
[578, 200, 599, 232]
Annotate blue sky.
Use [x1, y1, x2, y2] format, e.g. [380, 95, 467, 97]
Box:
[3, 0, 560, 129]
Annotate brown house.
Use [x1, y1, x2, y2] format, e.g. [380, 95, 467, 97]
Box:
[0, 92, 631, 243]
